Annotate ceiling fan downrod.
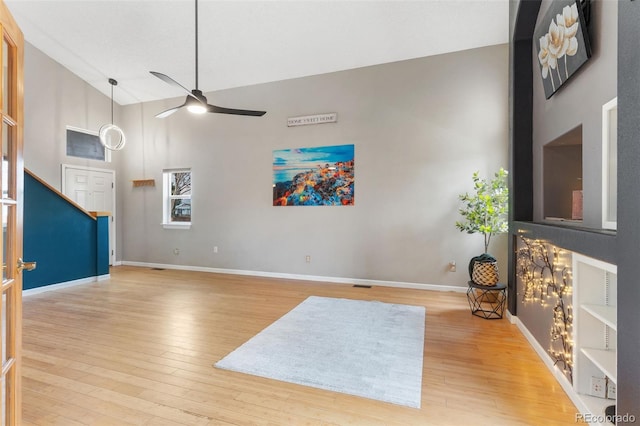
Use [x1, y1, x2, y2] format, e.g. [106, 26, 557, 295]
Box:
[149, 0, 266, 118]
[194, 0, 199, 90]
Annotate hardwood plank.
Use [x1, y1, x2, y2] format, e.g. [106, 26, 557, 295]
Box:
[22, 266, 579, 425]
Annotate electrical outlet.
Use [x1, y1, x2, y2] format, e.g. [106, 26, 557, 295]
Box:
[607, 381, 616, 400]
[449, 261, 456, 272]
[173, 248, 180, 255]
[305, 255, 311, 263]
[590, 377, 607, 398]
[213, 246, 218, 253]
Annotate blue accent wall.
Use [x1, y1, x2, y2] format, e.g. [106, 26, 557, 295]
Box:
[95, 216, 109, 276]
[24, 172, 108, 290]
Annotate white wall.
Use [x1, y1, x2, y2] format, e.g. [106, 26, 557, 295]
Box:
[117, 44, 509, 287]
[23, 42, 121, 188]
[21, 40, 508, 288]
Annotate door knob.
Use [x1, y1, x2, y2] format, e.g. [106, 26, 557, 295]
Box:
[17, 258, 36, 272]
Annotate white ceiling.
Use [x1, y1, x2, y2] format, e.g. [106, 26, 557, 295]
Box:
[5, 0, 509, 106]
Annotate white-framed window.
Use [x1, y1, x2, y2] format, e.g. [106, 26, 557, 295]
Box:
[66, 126, 110, 162]
[162, 168, 192, 229]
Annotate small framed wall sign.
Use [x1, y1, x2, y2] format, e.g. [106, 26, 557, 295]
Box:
[287, 113, 337, 127]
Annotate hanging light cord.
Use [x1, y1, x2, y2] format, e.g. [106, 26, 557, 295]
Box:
[108, 78, 117, 124]
[110, 83, 114, 124]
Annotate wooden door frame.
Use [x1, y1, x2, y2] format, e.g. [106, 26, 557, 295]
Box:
[0, 1, 24, 424]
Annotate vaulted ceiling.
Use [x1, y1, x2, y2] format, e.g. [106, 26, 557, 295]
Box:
[5, 0, 508, 105]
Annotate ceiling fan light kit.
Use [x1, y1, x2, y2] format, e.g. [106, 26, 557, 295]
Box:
[150, 0, 266, 119]
[99, 78, 126, 151]
[187, 102, 207, 115]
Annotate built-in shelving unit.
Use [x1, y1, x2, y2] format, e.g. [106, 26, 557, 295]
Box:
[573, 253, 617, 424]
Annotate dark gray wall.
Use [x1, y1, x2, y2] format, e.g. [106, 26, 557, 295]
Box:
[616, 0, 640, 419]
[511, 0, 638, 420]
[532, 0, 617, 229]
[514, 0, 617, 349]
[508, 0, 538, 314]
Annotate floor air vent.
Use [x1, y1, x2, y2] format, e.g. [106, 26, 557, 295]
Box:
[353, 284, 372, 288]
[151, 268, 165, 271]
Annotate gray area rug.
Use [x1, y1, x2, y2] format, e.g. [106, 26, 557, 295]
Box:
[214, 296, 425, 408]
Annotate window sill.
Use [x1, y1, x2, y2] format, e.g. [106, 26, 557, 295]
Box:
[162, 223, 191, 230]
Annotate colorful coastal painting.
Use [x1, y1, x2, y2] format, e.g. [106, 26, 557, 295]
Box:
[273, 144, 354, 206]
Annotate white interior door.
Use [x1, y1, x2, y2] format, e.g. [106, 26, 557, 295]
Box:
[62, 165, 116, 265]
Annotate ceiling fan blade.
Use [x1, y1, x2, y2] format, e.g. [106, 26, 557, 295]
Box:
[155, 102, 186, 118]
[207, 104, 266, 117]
[150, 71, 198, 100]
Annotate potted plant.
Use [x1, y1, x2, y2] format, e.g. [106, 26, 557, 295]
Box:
[455, 168, 509, 286]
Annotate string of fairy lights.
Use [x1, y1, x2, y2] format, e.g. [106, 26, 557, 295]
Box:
[516, 236, 574, 382]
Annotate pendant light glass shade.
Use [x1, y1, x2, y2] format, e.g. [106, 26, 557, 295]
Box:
[100, 78, 126, 151]
[99, 123, 126, 150]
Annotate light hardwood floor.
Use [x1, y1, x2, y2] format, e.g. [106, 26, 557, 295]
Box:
[22, 266, 578, 425]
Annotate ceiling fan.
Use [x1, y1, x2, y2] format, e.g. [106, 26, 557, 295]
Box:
[150, 0, 266, 119]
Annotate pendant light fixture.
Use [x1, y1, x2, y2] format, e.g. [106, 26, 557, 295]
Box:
[99, 78, 126, 151]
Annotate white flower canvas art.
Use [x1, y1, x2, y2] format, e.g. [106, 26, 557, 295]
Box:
[534, 0, 592, 99]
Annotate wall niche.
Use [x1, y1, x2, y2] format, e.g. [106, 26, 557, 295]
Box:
[543, 125, 583, 223]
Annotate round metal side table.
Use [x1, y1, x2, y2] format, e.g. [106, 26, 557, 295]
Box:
[466, 281, 507, 319]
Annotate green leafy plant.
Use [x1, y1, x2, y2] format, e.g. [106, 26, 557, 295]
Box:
[456, 168, 509, 253]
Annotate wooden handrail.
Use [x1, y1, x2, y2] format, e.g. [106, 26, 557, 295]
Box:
[25, 168, 96, 220]
[89, 211, 110, 218]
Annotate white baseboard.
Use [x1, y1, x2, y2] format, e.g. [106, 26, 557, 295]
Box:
[511, 315, 589, 415]
[23, 274, 110, 296]
[120, 261, 467, 293]
[506, 309, 516, 324]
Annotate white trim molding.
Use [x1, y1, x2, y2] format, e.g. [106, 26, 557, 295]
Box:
[23, 274, 110, 296]
[120, 261, 467, 293]
[511, 314, 591, 417]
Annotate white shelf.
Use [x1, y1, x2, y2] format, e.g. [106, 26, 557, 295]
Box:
[581, 304, 617, 330]
[578, 394, 616, 425]
[544, 217, 583, 224]
[581, 348, 617, 384]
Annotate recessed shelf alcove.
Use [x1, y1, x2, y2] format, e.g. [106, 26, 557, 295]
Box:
[543, 125, 583, 223]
